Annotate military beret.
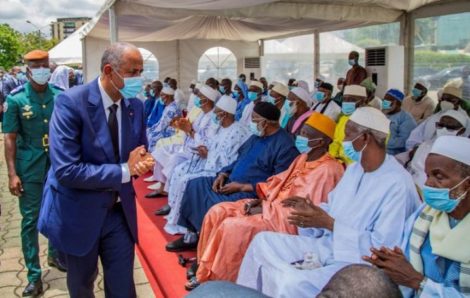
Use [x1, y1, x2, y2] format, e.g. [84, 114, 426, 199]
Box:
[24, 50, 49, 61]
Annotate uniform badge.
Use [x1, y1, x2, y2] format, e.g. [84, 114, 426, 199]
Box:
[22, 105, 34, 118]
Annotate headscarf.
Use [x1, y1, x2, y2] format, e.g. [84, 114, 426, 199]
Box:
[49, 65, 72, 89]
[235, 79, 250, 121]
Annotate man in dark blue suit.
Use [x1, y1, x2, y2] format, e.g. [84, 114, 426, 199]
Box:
[3, 66, 26, 96]
[38, 42, 155, 298]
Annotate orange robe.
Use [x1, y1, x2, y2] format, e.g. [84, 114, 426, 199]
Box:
[196, 153, 344, 283]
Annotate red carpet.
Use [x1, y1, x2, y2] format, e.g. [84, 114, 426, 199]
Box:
[134, 175, 196, 298]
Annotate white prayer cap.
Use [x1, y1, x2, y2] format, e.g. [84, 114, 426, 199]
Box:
[216, 95, 237, 114]
[443, 78, 463, 99]
[271, 82, 289, 97]
[441, 110, 468, 128]
[294, 80, 309, 92]
[161, 87, 174, 96]
[344, 85, 367, 98]
[199, 85, 220, 102]
[415, 79, 430, 89]
[190, 80, 197, 85]
[249, 80, 264, 90]
[431, 136, 470, 166]
[349, 106, 390, 135]
[290, 87, 313, 107]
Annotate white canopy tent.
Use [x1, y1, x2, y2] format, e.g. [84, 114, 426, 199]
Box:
[49, 25, 86, 65]
[79, 0, 470, 91]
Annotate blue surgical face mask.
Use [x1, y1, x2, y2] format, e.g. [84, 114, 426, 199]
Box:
[423, 178, 468, 212]
[30, 67, 51, 85]
[219, 86, 226, 94]
[150, 89, 156, 97]
[158, 97, 164, 105]
[266, 95, 275, 105]
[341, 102, 356, 115]
[232, 90, 239, 99]
[249, 121, 263, 137]
[412, 88, 422, 98]
[295, 136, 322, 154]
[382, 99, 392, 110]
[212, 113, 221, 126]
[314, 91, 325, 102]
[113, 70, 144, 98]
[248, 91, 259, 101]
[194, 96, 202, 108]
[348, 59, 356, 66]
[342, 133, 366, 162]
[288, 86, 294, 91]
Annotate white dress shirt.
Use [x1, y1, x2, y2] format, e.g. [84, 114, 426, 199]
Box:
[98, 79, 131, 185]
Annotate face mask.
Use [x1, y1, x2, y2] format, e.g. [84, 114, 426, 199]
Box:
[423, 177, 468, 212]
[288, 86, 294, 91]
[212, 113, 221, 126]
[164, 83, 169, 88]
[112, 70, 143, 98]
[412, 88, 422, 98]
[219, 86, 226, 94]
[295, 136, 322, 154]
[314, 91, 325, 102]
[342, 133, 366, 162]
[158, 97, 164, 105]
[194, 96, 202, 108]
[150, 90, 156, 97]
[232, 90, 239, 99]
[266, 95, 275, 105]
[285, 101, 297, 117]
[248, 91, 259, 101]
[436, 127, 460, 138]
[249, 121, 264, 137]
[382, 99, 392, 110]
[30, 67, 51, 85]
[342, 102, 356, 115]
[348, 59, 356, 66]
[440, 100, 455, 112]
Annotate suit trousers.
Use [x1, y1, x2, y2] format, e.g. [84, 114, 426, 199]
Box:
[65, 203, 136, 298]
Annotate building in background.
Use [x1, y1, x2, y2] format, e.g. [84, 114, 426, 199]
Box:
[51, 17, 91, 41]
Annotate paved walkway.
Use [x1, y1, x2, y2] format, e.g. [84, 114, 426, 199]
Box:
[0, 132, 154, 297]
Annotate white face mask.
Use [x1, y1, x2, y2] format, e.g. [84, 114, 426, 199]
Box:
[440, 101, 455, 112]
[436, 127, 460, 138]
[30, 67, 51, 85]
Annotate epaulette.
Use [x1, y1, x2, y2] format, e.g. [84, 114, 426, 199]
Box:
[9, 85, 25, 96]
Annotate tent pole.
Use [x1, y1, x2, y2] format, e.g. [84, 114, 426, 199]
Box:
[109, 5, 118, 43]
[401, 12, 414, 95]
[314, 30, 320, 81]
[176, 40, 181, 83]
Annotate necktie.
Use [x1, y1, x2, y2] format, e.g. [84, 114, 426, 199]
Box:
[108, 103, 120, 163]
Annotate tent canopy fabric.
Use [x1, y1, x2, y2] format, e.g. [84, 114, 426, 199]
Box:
[81, 0, 443, 42]
[49, 25, 85, 64]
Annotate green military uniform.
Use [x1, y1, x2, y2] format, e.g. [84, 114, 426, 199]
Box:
[2, 81, 62, 283]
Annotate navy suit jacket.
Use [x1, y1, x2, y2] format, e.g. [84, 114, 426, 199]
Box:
[38, 78, 147, 257]
[2, 76, 24, 96]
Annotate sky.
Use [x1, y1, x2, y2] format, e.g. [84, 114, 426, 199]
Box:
[0, 0, 106, 36]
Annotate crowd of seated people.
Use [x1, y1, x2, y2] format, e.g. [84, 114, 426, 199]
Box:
[140, 51, 470, 297]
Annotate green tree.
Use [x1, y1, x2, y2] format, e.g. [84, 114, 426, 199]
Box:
[19, 32, 59, 55]
[0, 24, 21, 69]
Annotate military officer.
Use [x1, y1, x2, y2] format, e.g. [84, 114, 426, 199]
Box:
[3, 50, 66, 297]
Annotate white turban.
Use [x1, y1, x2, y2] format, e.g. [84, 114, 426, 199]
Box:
[349, 106, 390, 135]
[431, 136, 470, 166]
[161, 87, 175, 96]
[441, 110, 469, 128]
[199, 85, 220, 102]
[216, 95, 237, 114]
[249, 81, 264, 90]
[290, 87, 313, 107]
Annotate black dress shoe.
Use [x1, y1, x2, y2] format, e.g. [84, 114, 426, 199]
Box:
[154, 204, 171, 216]
[145, 190, 167, 198]
[166, 236, 197, 252]
[22, 281, 43, 297]
[48, 256, 67, 272]
[186, 261, 198, 280]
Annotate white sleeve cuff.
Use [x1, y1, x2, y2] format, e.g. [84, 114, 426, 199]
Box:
[121, 163, 131, 183]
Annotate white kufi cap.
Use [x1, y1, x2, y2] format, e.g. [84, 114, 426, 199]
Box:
[344, 85, 367, 98]
[291, 87, 313, 107]
[431, 136, 470, 166]
[349, 106, 390, 135]
[216, 95, 237, 114]
[161, 87, 175, 96]
[199, 85, 220, 102]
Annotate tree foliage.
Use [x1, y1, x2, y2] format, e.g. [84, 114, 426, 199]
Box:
[0, 24, 21, 69]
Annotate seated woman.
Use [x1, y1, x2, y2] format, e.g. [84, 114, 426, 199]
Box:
[365, 135, 470, 298]
[188, 112, 344, 289]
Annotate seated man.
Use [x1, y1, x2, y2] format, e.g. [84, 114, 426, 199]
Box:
[329, 85, 368, 165]
[237, 107, 421, 297]
[146, 86, 182, 151]
[265, 82, 289, 127]
[360, 77, 382, 110]
[402, 80, 436, 124]
[406, 78, 470, 150]
[146, 85, 219, 197]
[160, 95, 251, 235]
[311, 82, 341, 121]
[188, 112, 344, 289]
[166, 102, 299, 252]
[364, 135, 470, 298]
[239, 81, 264, 126]
[382, 88, 417, 155]
[398, 110, 468, 189]
[284, 87, 313, 137]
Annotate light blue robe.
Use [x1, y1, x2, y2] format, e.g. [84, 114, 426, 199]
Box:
[237, 155, 421, 297]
